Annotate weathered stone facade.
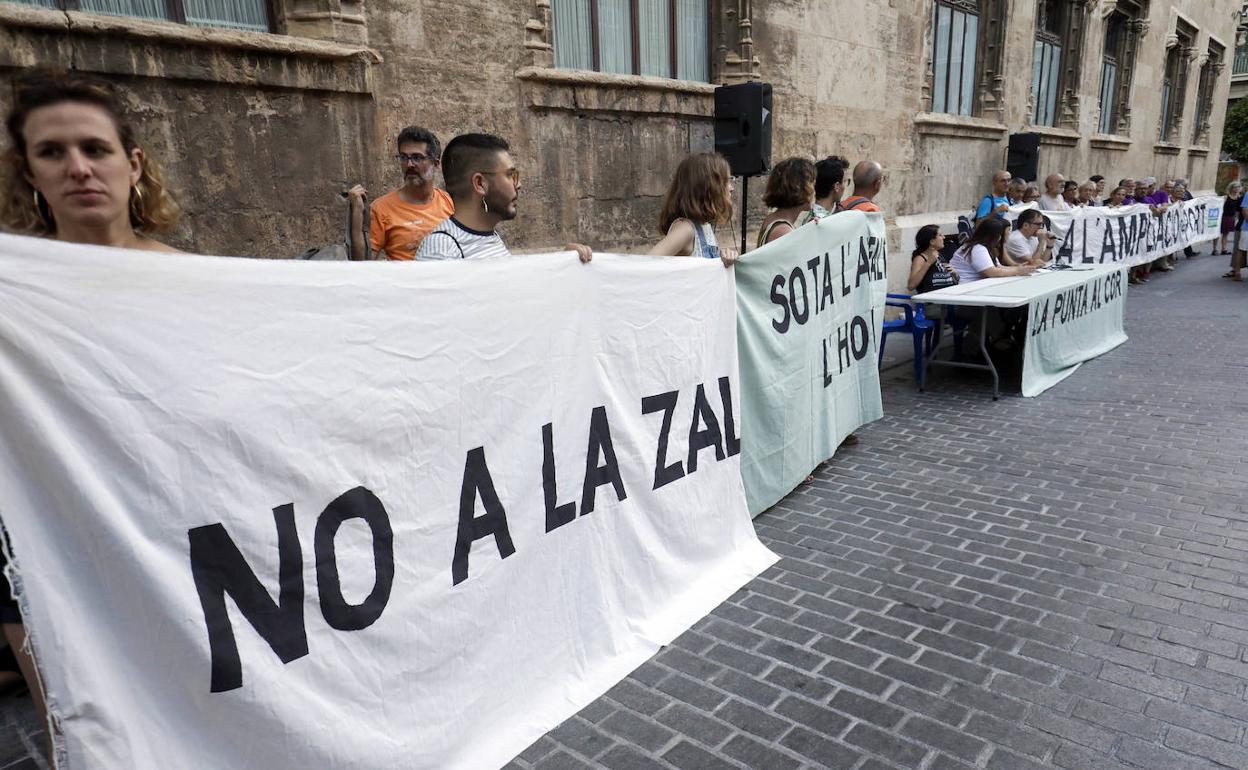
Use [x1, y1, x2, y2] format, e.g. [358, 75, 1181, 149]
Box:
[0, 0, 1240, 283]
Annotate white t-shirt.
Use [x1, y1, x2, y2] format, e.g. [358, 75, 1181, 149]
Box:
[1038, 194, 1071, 212]
[415, 216, 512, 261]
[949, 244, 997, 283]
[1005, 230, 1039, 264]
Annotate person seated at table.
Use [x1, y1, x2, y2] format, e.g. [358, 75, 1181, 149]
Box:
[907, 224, 959, 293]
[1003, 209, 1055, 267]
[949, 217, 1036, 284]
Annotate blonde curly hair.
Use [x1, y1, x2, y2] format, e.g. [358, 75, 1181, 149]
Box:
[2, 71, 180, 236]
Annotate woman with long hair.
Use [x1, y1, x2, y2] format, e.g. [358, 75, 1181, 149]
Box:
[1, 70, 184, 756]
[907, 224, 959, 293]
[2, 71, 181, 250]
[648, 152, 736, 266]
[948, 216, 1036, 284]
[756, 157, 815, 248]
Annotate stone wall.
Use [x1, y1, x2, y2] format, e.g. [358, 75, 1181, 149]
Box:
[0, 0, 1241, 269]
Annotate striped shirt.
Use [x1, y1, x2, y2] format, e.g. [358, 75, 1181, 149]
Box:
[415, 216, 512, 261]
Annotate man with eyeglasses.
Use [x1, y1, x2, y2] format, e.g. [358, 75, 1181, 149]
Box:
[347, 126, 454, 260]
[1004, 208, 1055, 266]
[416, 132, 591, 262]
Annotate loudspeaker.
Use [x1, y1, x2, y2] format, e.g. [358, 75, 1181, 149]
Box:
[1006, 132, 1041, 182]
[714, 82, 773, 177]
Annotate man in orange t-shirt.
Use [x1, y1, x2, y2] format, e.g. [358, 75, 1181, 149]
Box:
[347, 126, 454, 260]
[837, 160, 884, 214]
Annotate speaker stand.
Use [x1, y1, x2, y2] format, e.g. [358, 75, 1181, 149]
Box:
[739, 175, 748, 256]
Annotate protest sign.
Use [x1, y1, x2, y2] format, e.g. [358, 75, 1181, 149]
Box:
[735, 212, 888, 516]
[0, 234, 776, 770]
[1021, 266, 1128, 396]
[1020, 196, 1222, 268]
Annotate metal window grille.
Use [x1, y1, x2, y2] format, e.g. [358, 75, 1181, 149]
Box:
[1236, 41, 1248, 76]
[551, 0, 711, 82]
[12, 0, 269, 31]
[931, 0, 979, 116]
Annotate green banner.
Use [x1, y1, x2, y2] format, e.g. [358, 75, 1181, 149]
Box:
[735, 213, 888, 516]
[1020, 266, 1128, 396]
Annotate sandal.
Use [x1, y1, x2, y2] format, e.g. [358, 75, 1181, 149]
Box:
[1225, 271, 1236, 279]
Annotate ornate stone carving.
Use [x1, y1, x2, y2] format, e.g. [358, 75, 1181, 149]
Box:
[281, 0, 368, 44]
[523, 0, 554, 69]
[721, 0, 761, 84]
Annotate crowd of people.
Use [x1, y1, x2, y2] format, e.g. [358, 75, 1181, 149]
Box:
[0, 70, 1238, 757]
[943, 169, 1235, 289]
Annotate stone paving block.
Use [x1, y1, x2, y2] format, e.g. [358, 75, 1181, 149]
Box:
[775, 726, 862, 767]
[653, 704, 733, 749]
[720, 734, 801, 770]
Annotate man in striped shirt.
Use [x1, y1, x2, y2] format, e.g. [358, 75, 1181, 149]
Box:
[416, 133, 590, 263]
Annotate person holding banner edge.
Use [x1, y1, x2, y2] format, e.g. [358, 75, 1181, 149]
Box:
[0, 69, 190, 761]
[648, 152, 737, 266]
[415, 133, 592, 263]
[756, 157, 815, 247]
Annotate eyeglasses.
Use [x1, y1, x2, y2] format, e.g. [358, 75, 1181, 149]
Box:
[396, 152, 435, 165]
[480, 168, 521, 185]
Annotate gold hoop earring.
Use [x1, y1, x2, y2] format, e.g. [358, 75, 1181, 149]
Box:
[482, 197, 489, 214]
[129, 184, 145, 223]
[31, 189, 52, 228]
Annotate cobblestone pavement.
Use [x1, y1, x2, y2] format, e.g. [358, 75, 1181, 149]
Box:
[2, 248, 1247, 770]
[509, 249, 1248, 770]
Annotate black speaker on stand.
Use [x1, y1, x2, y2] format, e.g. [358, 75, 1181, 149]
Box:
[1006, 132, 1041, 183]
[714, 82, 773, 254]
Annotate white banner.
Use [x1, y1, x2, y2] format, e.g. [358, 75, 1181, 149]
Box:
[1027, 196, 1222, 268]
[1022, 266, 1129, 396]
[0, 234, 776, 770]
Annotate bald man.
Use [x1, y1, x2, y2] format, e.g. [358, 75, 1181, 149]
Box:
[839, 160, 884, 213]
[975, 169, 1012, 221]
[1038, 172, 1070, 212]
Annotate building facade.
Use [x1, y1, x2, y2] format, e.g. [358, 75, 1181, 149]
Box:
[0, 0, 1240, 279]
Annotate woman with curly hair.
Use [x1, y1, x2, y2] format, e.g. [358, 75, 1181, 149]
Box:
[2, 71, 181, 250]
[0, 70, 184, 758]
[756, 156, 815, 248]
[649, 152, 736, 267]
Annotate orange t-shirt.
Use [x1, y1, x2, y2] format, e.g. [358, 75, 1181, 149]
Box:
[369, 188, 455, 260]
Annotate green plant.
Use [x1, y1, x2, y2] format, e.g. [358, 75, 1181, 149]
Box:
[1222, 98, 1248, 161]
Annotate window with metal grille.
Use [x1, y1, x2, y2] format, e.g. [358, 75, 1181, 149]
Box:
[551, 0, 710, 82]
[12, 0, 270, 31]
[1030, 0, 1064, 126]
[931, 0, 979, 116]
